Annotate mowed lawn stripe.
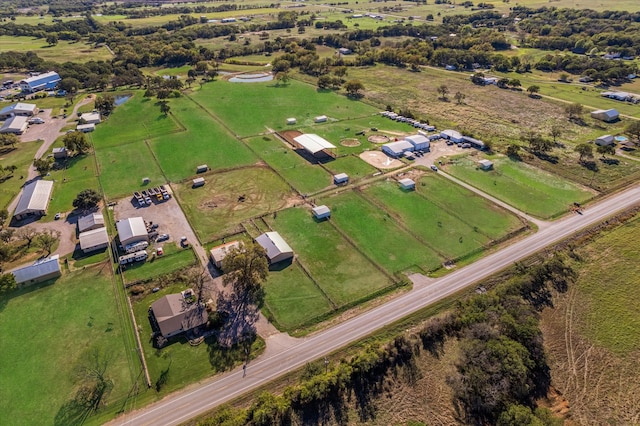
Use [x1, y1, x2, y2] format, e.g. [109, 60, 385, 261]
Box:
[266, 207, 392, 306]
[322, 191, 443, 274]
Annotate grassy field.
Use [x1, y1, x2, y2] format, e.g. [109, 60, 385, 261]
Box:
[445, 155, 594, 219]
[189, 79, 378, 137]
[322, 190, 443, 274]
[265, 207, 393, 306]
[0, 35, 113, 63]
[263, 261, 334, 331]
[122, 246, 196, 283]
[0, 141, 42, 211]
[150, 96, 257, 181]
[44, 153, 101, 219]
[246, 135, 331, 194]
[0, 265, 135, 426]
[321, 155, 379, 183]
[174, 166, 295, 242]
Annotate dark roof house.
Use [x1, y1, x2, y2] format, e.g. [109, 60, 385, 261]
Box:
[149, 290, 208, 338]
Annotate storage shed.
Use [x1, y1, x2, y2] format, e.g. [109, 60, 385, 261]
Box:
[192, 177, 205, 188]
[52, 147, 68, 159]
[76, 123, 95, 133]
[0, 115, 28, 134]
[382, 140, 414, 157]
[595, 135, 615, 146]
[591, 109, 619, 123]
[196, 164, 208, 173]
[78, 213, 105, 233]
[478, 159, 494, 170]
[334, 173, 349, 185]
[209, 240, 242, 269]
[116, 217, 149, 246]
[12, 255, 61, 286]
[255, 232, 294, 264]
[79, 227, 109, 253]
[312, 205, 331, 220]
[314, 115, 328, 123]
[80, 112, 101, 124]
[13, 180, 53, 220]
[440, 129, 464, 143]
[398, 178, 416, 190]
[405, 134, 430, 151]
[286, 118, 297, 125]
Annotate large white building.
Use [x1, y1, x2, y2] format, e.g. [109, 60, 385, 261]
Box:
[0, 102, 37, 119]
[0, 116, 28, 134]
[116, 217, 149, 246]
[255, 232, 294, 263]
[12, 255, 61, 285]
[13, 180, 54, 220]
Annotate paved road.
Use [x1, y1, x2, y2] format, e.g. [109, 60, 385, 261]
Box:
[109, 184, 640, 426]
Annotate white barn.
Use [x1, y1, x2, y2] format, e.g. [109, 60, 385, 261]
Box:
[591, 109, 619, 122]
[595, 135, 615, 146]
[0, 116, 28, 134]
[440, 129, 464, 143]
[405, 134, 430, 151]
[80, 112, 101, 124]
[116, 217, 149, 246]
[0, 102, 37, 119]
[78, 213, 105, 233]
[293, 134, 336, 157]
[334, 173, 349, 185]
[255, 232, 294, 264]
[398, 178, 415, 190]
[382, 140, 414, 157]
[79, 227, 109, 253]
[13, 180, 53, 220]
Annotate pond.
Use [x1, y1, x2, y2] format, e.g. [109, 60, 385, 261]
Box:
[228, 73, 274, 83]
[114, 94, 132, 106]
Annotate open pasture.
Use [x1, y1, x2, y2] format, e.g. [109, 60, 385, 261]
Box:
[174, 166, 295, 242]
[265, 207, 393, 307]
[45, 153, 101, 219]
[321, 190, 443, 274]
[0, 35, 112, 63]
[246, 135, 331, 194]
[321, 155, 379, 184]
[150, 96, 257, 181]
[0, 140, 42, 211]
[123, 246, 197, 283]
[0, 266, 135, 426]
[189, 79, 378, 137]
[445, 156, 594, 219]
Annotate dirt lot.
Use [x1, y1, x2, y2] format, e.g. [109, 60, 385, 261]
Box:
[359, 150, 403, 169]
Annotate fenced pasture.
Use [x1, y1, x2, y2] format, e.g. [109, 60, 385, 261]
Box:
[321, 155, 379, 184]
[0, 140, 41, 210]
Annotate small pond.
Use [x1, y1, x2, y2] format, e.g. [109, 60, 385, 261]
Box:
[114, 94, 132, 106]
[228, 73, 273, 83]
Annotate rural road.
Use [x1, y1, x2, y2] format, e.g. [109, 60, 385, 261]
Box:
[109, 183, 640, 426]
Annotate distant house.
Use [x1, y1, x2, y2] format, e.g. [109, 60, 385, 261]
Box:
[595, 135, 615, 146]
[13, 180, 53, 220]
[78, 213, 105, 233]
[312, 205, 331, 220]
[79, 227, 109, 253]
[52, 147, 68, 159]
[440, 129, 464, 143]
[19, 71, 61, 93]
[149, 290, 208, 338]
[404, 134, 430, 151]
[382, 140, 414, 157]
[209, 240, 241, 269]
[338, 47, 352, 55]
[398, 178, 415, 190]
[76, 123, 95, 133]
[0, 116, 28, 134]
[478, 159, 494, 170]
[80, 112, 101, 124]
[334, 173, 349, 185]
[12, 255, 61, 286]
[0, 102, 37, 119]
[192, 177, 205, 188]
[591, 109, 619, 123]
[116, 217, 149, 247]
[255, 232, 294, 264]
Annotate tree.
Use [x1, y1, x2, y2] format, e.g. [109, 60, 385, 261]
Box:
[158, 100, 170, 116]
[59, 77, 81, 95]
[574, 143, 593, 163]
[16, 228, 38, 248]
[521, 131, 552, 154]
[344, 79, 364, 97]
[597, 143, 615, 158]
[94, 95, 115, 116]
[454, 91, 466, 105]
[506, 144, 521, 159]
[509, 78, 521, 88]
[275, 71, 290, 86]
[271, 58, 291, 74]
[526, 85, 540, 97]
[0, 208, 8, 227]
[0, 133, 19, 148]
[73, 189, 101, 211]
[63, 131, 90, 154]
[437, 84, 449, 100]
[35, 229, 60, 256]
[550, 123, 562, 143]
[565, 103, 584, 121]
[223, 242, 269, 302]
[0, 273, 16, 294]
[33, 157, 53, 175]
[625, 120, 640, 144]
[46, 34, 58, 46]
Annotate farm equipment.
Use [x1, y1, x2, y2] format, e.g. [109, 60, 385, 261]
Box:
[133, 191, 146, 206]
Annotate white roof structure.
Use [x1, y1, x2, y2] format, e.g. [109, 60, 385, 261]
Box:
[399, 178, 415, 189]
[405, 134, 430, 146]
[12, 255, 61, 284]
[79, 227, 109, 251]
[116, 217, 148, 245]
[312, 205, 331, 218]
[479, 159, 494, 169]
[80, 112, 101, 123]
[596, 134, 615, 146]
[0, 102, 37, 118]
[14, 180, 53, 217]
[255, 232, 294, 263]
[441, 129, 463, 141]
[76, 123, 95, 132]
[209, 240, 242, 268]
[382, 140, 414, 156]
[293, 134, 336, 155]
[591, 109, 619, 122]
[78, 213, 105, 233]
[0, 115, 28, 134]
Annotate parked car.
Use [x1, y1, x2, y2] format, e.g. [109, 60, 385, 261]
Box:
[430, 165, 438, 172]
[156, 247, 164, 256]
[152, 287, 160, 293]
[54, 212, 61, 220]
[157, 233, 169, 242]
[150, 223, 159, 230]
[28, 117, 44, 124]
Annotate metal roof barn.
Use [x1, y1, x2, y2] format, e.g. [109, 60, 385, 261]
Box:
[293, 134, 337, 155]
[13, 180, 53, 220]
[116, 217, 149, 246]
[255, 232, 294, 263]
[12, 255, 61, 285]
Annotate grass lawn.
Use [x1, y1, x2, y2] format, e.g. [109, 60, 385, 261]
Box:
[122, 246, 196, 283]
[246, 135, 331, 194]
[0, 36, 112, 63]
[150, 96, 257, 181]
[322, 190, 443, 274]
[95, 141, 165, 198]
[0, 266, 135, 426]
[189, 79, 378, 137]
[445, 155, 593, 219]
[91, 94, 180, 149]
[0, 141, 42, 211]
[574, 217, 640, 355]
[132, 283, 264, 396]
[68, 247, 110, 268]
[263, 261, 334, 332]
[175, 166, 294, 242]
[322, 155, 379, 183]
[265, 207, 393, 306]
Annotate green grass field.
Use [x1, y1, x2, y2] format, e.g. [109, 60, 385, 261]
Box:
[322, 155, 379, 184]
[0, 141, 42, 211]
[189, 79, 378, 137]
[322, 190, 443, 274]
[263, 261, 334, 331]
[0, 266, 135, 426]
[246, 135, 331, 194]
[265, 207, 393, 306]
[445, 155, 594, 219]
[122, 247, 196, 283]
[0, 35, 112, 63]
[175, 166, 294, 242]
[44, 153, 101, 219]
[150, 96, 257, 181]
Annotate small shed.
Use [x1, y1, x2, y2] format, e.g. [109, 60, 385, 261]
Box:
[314, 115, 328, 123]
[196, 164, 208, 174]
[398, 178, 415, 190]
[76, 123, 95, 133]
[52, 147, 68, 159]
[78, 213, 105, 233]
[595, 135, 615, 146]
[192, 177, 205, 188]
[334, 173, 349, 185]
[209, 240, 241, 269]
[478, 159, 494, 170]
[80, 112, 101, 124]
[591, 109, 619, 122]
[286, 118, 297, 125]
[312, 205, 331, 220]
